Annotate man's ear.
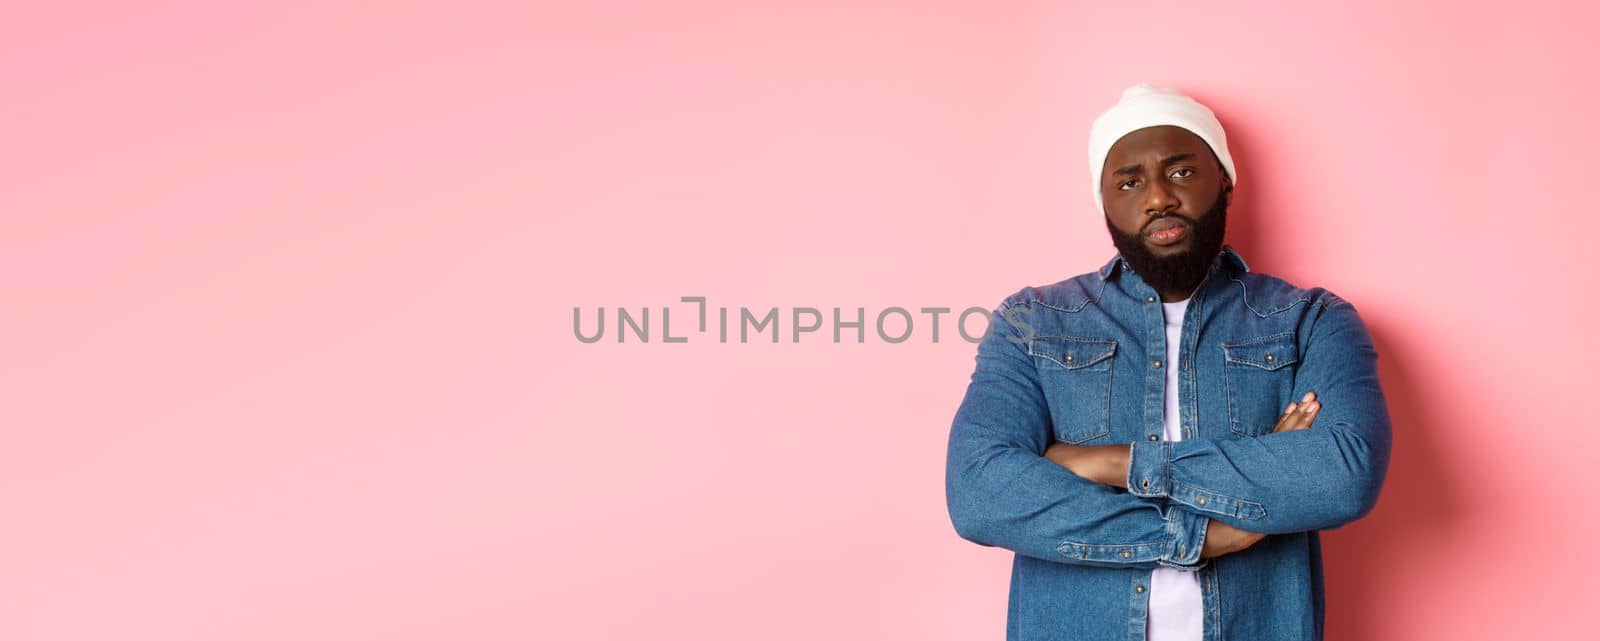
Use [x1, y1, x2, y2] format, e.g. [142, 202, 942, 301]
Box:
[1221, 174, 1233, 206]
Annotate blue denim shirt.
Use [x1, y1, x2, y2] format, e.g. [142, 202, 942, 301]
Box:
[945, 245, 1390, 641]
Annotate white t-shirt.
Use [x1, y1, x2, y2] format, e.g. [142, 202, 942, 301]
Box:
[1148, 298, 1203, 641]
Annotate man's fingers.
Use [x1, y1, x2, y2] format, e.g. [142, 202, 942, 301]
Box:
[1271, 392, 1322, 433]
[1268, 393, 1319, 433]
[1287, 392, 1317, 430]
[1271, 402, 1299, 433]
[1291, 397, 1320, 430]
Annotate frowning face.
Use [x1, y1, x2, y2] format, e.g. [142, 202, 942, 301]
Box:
[1099, 125, 1233, 299]
[1100, 125, 1231, 255]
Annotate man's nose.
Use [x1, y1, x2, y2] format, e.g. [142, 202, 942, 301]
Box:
[1144, 179, 1179, 216]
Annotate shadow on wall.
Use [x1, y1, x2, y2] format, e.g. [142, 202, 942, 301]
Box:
[1319, 321, 1461, 641]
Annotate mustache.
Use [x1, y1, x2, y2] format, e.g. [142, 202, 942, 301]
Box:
[1143, 213, 1194, 231]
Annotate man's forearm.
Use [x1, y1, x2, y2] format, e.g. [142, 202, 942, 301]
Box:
[1043, 443, 1130, 489]
[1045, 396, 1327, 532]
[1045, 395, 1321, 492]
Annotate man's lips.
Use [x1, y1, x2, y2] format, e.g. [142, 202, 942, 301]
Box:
[1145, 219, 1189, 246]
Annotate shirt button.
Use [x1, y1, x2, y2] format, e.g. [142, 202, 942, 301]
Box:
[1145, 296, 1156, 303]
[1152, 360, 1162, 369]
[1119, 550, 1132, 558]
[1265, 353, 1275, 363]
[1196, 496, 1208, 506]
[1135, 585, 1145, 593]
[1148, 435, 1159, 441]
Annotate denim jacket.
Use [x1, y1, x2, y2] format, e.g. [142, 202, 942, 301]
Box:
[944, 245, 1391, 641]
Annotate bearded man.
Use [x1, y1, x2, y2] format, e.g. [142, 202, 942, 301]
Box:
[945, 84, 1391, 641]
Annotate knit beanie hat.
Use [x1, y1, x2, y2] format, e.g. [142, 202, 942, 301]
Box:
[1088, 83, 1237, 215]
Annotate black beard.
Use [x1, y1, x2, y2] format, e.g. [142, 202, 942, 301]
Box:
[1104, 195, 1228, 298]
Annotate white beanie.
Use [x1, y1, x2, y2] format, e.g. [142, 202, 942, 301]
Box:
[1088, 83, 1236, 215]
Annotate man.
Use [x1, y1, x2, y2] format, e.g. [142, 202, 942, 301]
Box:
[944, 84, 1391, 641]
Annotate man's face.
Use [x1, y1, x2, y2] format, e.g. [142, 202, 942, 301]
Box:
[1099, 125, 1233, 296]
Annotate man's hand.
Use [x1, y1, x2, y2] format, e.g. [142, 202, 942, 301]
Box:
[1203, 391, 1322, 558]
[1273, 391, 1320, 432]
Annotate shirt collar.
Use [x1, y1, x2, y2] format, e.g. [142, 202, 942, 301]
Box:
[1097, 244, 1251, 281]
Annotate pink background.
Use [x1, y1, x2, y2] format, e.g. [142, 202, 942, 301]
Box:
[4, 2, 1595, 639]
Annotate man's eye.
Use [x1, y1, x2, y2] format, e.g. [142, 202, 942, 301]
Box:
[1119, 179, 1138, 190]
[1171, 168, 1194, 178]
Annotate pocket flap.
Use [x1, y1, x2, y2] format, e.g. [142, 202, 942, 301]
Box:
[1222, 332, 1298, 370]
[1029, 336, 1117, 370]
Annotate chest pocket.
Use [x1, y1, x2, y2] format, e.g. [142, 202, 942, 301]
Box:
[1222, 332, 1299, 437]
[1028, 336, 1116, 444]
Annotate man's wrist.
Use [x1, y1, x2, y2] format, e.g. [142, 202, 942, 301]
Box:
[1099, 444, 1130, 488]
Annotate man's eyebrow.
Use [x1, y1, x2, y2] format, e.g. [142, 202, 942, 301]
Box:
[1111, 152, 1198, 176]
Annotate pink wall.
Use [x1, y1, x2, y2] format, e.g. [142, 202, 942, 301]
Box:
[3, 2, 1594, 639]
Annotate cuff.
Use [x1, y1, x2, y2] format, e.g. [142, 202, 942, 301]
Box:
[1127, 440, 1172, 498]
[1157, 505, 1210, 570]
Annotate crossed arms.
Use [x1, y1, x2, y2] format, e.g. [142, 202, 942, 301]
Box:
[943, 296, 1392, 569]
